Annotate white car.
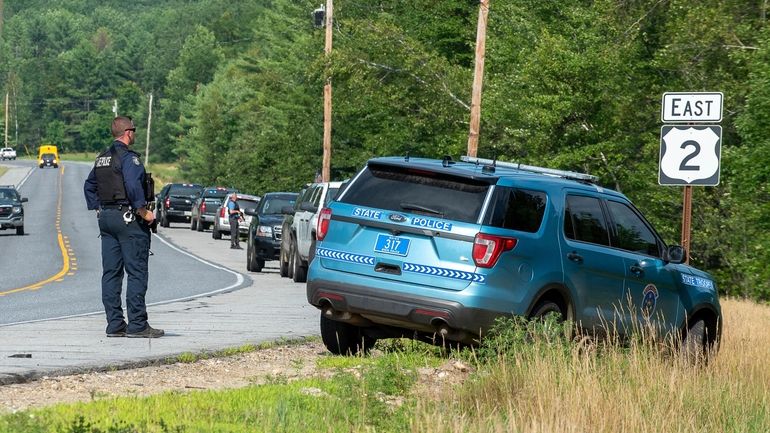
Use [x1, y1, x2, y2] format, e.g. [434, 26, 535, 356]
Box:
[0, 148, 17, 160]
[212, 194, 261, 240]
[283, 181, 343, 282]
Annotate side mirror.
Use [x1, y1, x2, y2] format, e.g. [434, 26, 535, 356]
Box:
[281, 206, 295, 215]
[21, 197, 28, 203]
[299, 202, 318, 213]
[244, 208, 258, 217]
[664, 245, 686, 264]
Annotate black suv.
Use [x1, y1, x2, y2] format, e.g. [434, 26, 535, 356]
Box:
[245, 192, 298, 272]
[0, 185, 28, 235]
[156, 183, 203, 227]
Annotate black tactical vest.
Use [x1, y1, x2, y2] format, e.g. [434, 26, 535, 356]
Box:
[94, 144, 128, 203]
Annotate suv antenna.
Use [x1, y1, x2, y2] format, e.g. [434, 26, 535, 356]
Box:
[405, 151, 410, 162]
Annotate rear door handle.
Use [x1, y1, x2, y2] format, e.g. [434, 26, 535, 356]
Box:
[629, 265, 644, 277]
[567, 252, 583, 263]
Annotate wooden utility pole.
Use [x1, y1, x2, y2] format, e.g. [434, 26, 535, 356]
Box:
[681, 185, 693, 264]
[145, 92, 153, 161]
[4, 92, 8, 148]
[467, 0, 490, 158]
[322, 0, 333, 182]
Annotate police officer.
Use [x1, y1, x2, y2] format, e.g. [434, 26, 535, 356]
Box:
[83, 116, 164, 338]
[227, 192, 243, 249]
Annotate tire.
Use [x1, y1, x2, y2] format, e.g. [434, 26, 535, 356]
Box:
[16, 225, 24, 236]
[279, 248, 289, 277]
[247, 243, 263, 272]
[190, 218, 198, 231]
[39, 164, 43, 169]
[320, 314, 375, 355]
[530, 300, 565, 320]
[682, 319, 714, 364]
[287, 242, 295, 279]
[161, 214, 169, 228]
[196, 218, 204, 232]
[212, 227, 221, 239]
[309, 238, 317, 264]
[292, 239, 307, 283]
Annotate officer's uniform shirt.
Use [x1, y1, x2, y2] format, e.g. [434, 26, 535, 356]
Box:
[84, 140, 147, 210]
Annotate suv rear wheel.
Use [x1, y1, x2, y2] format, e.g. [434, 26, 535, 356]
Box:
[292, 239, 307, 283]
[212, 226, 222, 240]
[279, 248, 289, 277]
[196, 218, 204, 232]
[190, 218, 198, 231]
[320, 314, 375, 355]
[530, 300, 565, 319]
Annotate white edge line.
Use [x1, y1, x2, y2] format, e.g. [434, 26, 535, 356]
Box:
[0, 233, 249, 328]
[13, 165, 34, 191]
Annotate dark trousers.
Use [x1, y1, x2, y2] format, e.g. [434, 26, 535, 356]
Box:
[98, 208, 151, 334]
[229, 216, 240, 247]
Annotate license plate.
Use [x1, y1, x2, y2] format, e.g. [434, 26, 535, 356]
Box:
[184, 211, 192, 216]
[374, 234, 410, 257]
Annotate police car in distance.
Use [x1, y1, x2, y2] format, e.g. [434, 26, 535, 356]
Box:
[307, 156, 722, 359]
[0, 185, 28, 235]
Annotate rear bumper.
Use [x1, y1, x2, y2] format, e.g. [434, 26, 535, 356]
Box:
[166, 209, 192, 221]
[307, 279, 503, 344]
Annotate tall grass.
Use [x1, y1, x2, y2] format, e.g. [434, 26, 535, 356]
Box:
[413, 298, 770, 433]
[1, 299, 767, 432]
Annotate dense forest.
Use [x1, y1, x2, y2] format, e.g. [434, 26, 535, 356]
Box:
[1, 0, 769, 301]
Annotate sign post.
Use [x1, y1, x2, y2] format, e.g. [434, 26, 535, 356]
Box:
[659, 92, 723, 264]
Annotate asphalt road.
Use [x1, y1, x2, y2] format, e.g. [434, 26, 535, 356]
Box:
[0, 160, 250, 325]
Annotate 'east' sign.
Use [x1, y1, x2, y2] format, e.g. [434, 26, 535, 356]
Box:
[661, 92, 723, 123]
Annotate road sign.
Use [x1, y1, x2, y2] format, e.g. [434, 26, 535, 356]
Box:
[661, 92, 723, 123]
[659, 125, 721, 186]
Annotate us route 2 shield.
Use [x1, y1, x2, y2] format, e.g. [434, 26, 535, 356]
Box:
[659, 125, 722, 186]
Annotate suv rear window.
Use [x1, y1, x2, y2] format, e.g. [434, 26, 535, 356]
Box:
[484, 187, 547, 233]
[169, 185, 202, 196]
[340, 165, 490, 223]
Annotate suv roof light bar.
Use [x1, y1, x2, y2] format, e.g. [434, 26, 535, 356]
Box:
[460, 156, 599, 183]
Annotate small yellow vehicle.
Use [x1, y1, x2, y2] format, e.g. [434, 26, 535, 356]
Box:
[38, 145, 59, 169]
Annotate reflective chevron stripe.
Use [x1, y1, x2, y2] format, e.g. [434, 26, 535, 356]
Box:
[402, 263, 486, 284]
[316, 248, 375, 265]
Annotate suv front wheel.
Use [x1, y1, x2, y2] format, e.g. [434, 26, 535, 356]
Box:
[320, 314, 375, 355]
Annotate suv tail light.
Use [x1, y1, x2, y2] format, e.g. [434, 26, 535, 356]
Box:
[200, 202, 206, 213]
[473, 233, 517, 268]
[220, 206, 226, 218]
[317, 207, 332, 241]
[164, 197, 170, 209]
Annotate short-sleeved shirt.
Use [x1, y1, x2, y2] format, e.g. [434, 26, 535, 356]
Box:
[227, 199, 240, 218]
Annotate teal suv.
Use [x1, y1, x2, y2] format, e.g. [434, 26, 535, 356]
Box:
[307, 156, 721, 356]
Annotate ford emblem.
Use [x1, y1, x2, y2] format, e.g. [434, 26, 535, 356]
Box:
[389, 213, 406, 223]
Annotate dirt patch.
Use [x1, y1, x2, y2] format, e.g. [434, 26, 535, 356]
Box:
[0, 342, 471, 414]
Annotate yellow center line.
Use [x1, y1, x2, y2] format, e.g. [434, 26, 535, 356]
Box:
[0, 166, 72, 297]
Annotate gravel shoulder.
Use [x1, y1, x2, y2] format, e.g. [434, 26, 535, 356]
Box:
[0, 341, 327, 413]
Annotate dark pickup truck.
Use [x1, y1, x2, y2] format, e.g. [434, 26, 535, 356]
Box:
[156, 183, 203, 227]
[191, 186, 237, 231]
